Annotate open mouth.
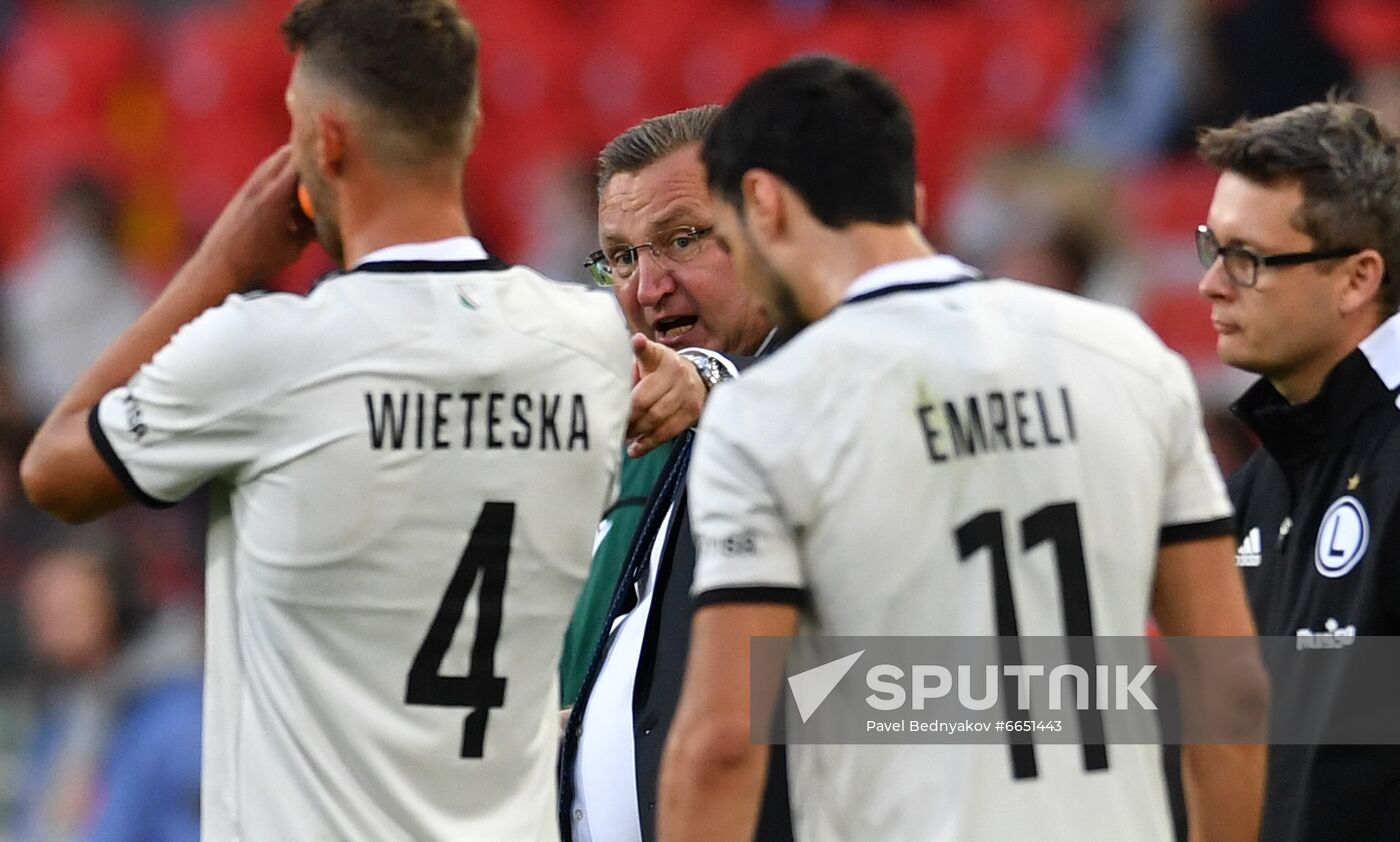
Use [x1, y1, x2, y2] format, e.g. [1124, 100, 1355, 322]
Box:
[654, 315, 699, 344]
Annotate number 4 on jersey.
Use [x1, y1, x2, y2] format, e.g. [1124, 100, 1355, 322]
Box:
[406, 501, 514, 759]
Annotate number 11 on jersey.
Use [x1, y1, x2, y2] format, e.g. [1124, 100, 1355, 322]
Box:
[956, 502, 1109, 780]
[406, 501, 514, 759]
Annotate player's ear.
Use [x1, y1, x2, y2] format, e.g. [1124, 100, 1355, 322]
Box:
[1337, 248, 1385, 320]
[463, 89, 483, 156]
[914, 181, 928, 231]
[315, 111, 348, 178]
[742, 169, 786, 245]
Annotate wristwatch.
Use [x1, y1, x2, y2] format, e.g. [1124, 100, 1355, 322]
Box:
[678, 349, 733, 392]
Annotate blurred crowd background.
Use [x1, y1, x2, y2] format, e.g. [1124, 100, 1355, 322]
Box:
[0, 0, 1397, 836]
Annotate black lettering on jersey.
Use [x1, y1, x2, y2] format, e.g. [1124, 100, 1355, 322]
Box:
[366, 392, 409, 449]
[919, 387, 1077, 464]
[433, 393, 452, 449]
[460, 393, 481, 447]
[487, 392, 505, 449]
[416, 393, 427, 450]
[511, 394, 533, 449]
[987, 392, 1012, 450]
[1061, 387, 1077, 442]
[1012, 390, 1037, 449]
[569, 395, 590, 451]
[122, 393, 149, 441]
[944, 398, 987, 457]
[366, 391, 584, 451]
[539, 394, 562, 451]
[916, 404, 948, 462]
[699, 530, 759, 556]
[1036, 390, 1063, 446]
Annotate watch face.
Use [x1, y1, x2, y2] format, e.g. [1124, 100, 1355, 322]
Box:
[683, 352, 725, 389]
[678, 348, 736, 391]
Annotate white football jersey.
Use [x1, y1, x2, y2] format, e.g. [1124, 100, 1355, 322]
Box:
[689, 255, 1233, 842]
[92, 239, 631, 841]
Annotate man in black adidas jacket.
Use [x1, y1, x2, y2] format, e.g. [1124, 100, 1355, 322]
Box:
[1197, 100, 1400, 842]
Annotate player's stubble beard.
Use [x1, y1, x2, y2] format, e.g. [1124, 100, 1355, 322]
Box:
[301, 167, 344, 267]
[740, 222, 809, 332]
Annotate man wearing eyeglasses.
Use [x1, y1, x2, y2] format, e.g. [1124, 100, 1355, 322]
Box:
[1197, 100, 1400, 842]
[558, 106, 790, 842]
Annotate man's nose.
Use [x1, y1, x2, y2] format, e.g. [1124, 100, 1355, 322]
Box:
[1198, 259, 1236, 301]
[634, 249, 676, 307]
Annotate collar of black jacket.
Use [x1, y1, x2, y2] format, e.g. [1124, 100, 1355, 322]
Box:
[1232, 344, 1397, 465]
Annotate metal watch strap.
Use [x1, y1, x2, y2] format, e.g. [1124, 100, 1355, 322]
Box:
[679, 350, 731, 391]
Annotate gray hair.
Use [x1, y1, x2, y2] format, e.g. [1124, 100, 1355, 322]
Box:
[1198, 99, 1400, 315]
[596, 105, 723, 196]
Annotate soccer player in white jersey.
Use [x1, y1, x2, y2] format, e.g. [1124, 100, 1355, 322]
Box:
[20, 1, 631, 839]
[658, 56, 1268, 842]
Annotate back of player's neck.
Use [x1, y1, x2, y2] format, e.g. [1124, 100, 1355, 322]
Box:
[825, 224, 936, 293]
[342, 202, 472, 267]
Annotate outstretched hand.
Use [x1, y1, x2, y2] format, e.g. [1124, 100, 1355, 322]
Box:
[627, 333, 707, 457]
[195, 144, 316, 290]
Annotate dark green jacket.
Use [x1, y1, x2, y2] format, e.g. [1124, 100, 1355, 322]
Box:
[559, 441, 674, 704]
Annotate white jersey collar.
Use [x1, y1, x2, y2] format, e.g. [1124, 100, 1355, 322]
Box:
[841, 254, 981, 303]
[353, 236, 488, 268]
[1359, 311, 1400, 390]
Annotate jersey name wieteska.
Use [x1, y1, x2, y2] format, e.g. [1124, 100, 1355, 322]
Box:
[365, 390, 592, 451]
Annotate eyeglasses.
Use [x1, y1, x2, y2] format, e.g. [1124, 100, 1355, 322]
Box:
[585, 225, 714, 287]
[1195, 225, 1360, 289]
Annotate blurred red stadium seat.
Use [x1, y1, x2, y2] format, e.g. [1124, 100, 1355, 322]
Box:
[673, 8, 882, 112]
[1119, 161, 1221, 368]
[462, 0, 588, 259]
[1140, 285, 1218, 369]
[873, 7, 987, 233]
[963, 3, 1090, 142]
[0, 3, 147, 263]
[1118, 159, 1220, 242]
[1317, 0, 1400, 69]
[674, 12, 788, 109]
[777, 10, 881, 67]
[160, 1, 293, 232]
[570, 0, 711, 146]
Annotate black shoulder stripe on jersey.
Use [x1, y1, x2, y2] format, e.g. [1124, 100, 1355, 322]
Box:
[352, 257, 510, 274]
[843, 275, 980, 305]
[693, 586, 808, 609]
[87, 405, 179, 510]
[1159, 515, 1235, 547]
[236, 288, 305, 301]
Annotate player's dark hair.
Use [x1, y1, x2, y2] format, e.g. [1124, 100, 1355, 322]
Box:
[282, 0, 480, 155]
[702, 55, 916, 228]
[596, 105, 723, 197]
[1198, 99, 1400, 316]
